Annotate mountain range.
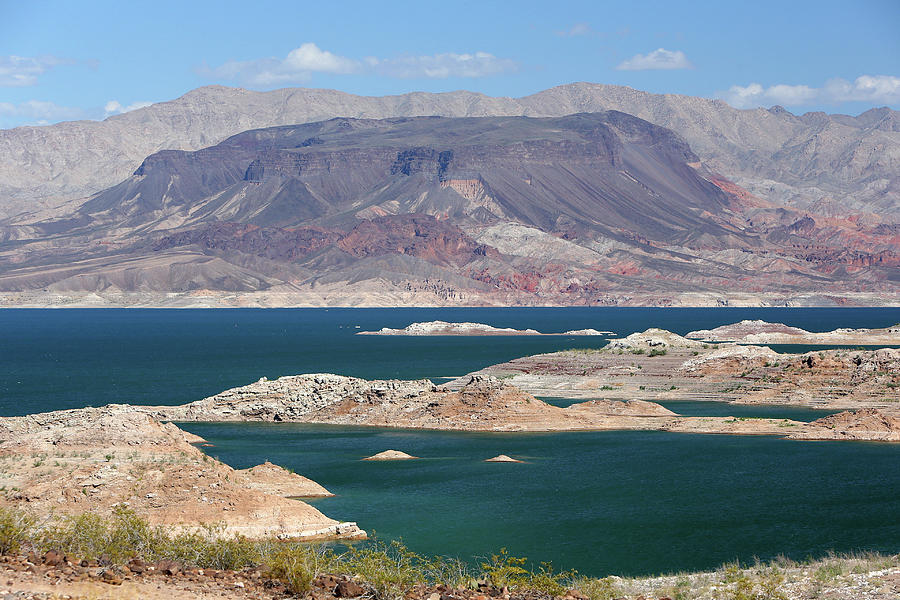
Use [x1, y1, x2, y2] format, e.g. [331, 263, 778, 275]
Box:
[0, 83, 897, 307]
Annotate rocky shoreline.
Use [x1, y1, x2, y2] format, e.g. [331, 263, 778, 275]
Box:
[0, 405, 365, 543]
[133, 363, 898, 441]
[686, 319, 900, 345]
[460, 327, 900, 414]
[2, 290, 899, 308]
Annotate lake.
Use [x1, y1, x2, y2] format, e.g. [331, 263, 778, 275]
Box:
[1, 307, 898, 576]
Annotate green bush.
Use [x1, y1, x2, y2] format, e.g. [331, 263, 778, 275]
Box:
[265, 543, 340, 594]
[573, 576, 623, 600]
[343, 539, 432, 599]
[0, 507, 35, 555]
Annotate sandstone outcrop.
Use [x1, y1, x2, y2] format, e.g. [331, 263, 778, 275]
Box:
[0, 405, 364, 540]
[787, 409, 900, 442]
[606, 328, 704, 350]
[363, 450, 419, 461]
[234, 461, 333, 497]
[687, 320, 900, 345]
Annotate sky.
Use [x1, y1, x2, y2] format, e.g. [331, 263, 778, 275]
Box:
[1, 0, 898, 128]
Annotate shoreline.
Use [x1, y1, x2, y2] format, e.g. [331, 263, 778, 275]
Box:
[2, 291, 899, 309]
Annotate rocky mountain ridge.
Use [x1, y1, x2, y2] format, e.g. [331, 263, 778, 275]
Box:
[1, 112, 897, 305]
[1, 82, 898, 221]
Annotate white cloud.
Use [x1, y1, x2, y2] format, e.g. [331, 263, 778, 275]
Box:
[202, 44, 518, 85]
[823, 75, 900, 103]
[0, 55, 72, 86]
[557, 22, 594, 37]
[616, 48, 692, 71]
[717, 75, 900, 109]
[201, 43, 361, 86]
[104, 100, 153, 116]
[0, 100, 86, 125]
[370, 52, 517, 79]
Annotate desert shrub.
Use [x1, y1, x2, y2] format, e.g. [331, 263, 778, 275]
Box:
[0, 507, 35, 555]
[481, 547, 528, 588]
[342, 539, 432, 599]
[648, 348, 667, 357]
[265, 543, 340, 594]
[163, 523, 261, 571]
[524, 561, 574, 596]
[813, 562, 844, 581]
[573, 576, 624, 600]
[423, 554, 473, 589]
[39, 512, 110, 559]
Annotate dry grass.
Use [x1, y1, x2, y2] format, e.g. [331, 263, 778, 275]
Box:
[0, 506, 896, 600]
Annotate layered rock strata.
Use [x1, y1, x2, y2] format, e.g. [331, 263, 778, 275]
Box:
[0, 405, 364, 540]
[462, 328, 900, 412]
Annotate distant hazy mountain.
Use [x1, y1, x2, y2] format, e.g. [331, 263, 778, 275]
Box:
[1, 83, 898, 221]
[1, 113, 896, 306]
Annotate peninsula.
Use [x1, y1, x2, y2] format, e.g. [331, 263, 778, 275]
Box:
[0, 405, 365, 541]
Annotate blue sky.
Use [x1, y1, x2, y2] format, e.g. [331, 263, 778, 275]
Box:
[1, 0, 898, 128]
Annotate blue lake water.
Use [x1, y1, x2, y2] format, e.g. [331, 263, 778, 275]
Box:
[1, 307, 898, 576]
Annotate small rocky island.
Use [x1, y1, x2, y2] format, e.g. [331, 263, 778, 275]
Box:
[363, 450, 419, 460]
[358, 320, 611, 336]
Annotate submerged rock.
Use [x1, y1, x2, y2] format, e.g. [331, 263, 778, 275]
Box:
[362, 450, 419, 461]
[485, 454, 523, 463]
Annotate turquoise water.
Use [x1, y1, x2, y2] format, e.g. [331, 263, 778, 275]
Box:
[1, 307, 899, 576]
[2, 307, 899, 416]
[181, 422, 900, 577]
